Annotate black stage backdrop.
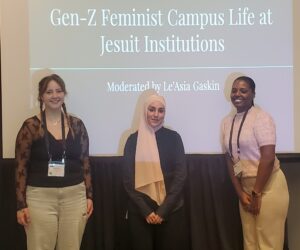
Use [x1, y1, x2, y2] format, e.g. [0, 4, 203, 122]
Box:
[0, 154, 296, 250]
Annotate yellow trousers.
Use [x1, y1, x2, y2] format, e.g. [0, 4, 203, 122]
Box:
[25, 182, 88, 250]
[240, 169, 289, 250]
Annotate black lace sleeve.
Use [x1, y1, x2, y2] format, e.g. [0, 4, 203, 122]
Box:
[72, 117, 93, 199]
[15, 117, 40, 210]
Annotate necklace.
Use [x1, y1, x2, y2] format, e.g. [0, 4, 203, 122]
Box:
[47, 119, 61, 126]
[52, 119, 61, 126]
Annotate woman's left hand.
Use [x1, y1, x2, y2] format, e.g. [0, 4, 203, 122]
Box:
[154, 214, 163, 224]
[249, 196, 262, 216]
[86, 198, 93, 218]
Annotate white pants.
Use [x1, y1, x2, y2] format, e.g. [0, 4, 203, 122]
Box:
[25, 182, 88, 250]
[240, 169, 289, 250]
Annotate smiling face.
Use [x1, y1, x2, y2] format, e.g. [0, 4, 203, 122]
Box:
[146, 101, 165, 130]
[230, 79, 255, 113]
[41, 80, 65, 111]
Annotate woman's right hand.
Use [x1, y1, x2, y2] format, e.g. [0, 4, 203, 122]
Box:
[17, 208, 30, 226]
[238, 191, 252, 211]
[146, 212, 163, 224]
[146, 212, 157, 224]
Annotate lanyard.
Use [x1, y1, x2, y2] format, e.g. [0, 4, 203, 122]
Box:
[228, 109, 249, 160]
[42, 111, 66, 161]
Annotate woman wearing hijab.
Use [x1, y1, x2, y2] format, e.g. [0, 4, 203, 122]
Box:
[222, 76, 289, 250]
[123, 93, 187, 250]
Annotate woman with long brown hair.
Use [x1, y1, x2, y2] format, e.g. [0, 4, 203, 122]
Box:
[15, 74, 93, 250]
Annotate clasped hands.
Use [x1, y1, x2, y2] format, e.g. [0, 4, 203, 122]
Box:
[146, 212, 163, 224]
[240, 191, 262, 216]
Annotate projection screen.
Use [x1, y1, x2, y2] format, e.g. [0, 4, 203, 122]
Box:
[1, 0, 299, 157]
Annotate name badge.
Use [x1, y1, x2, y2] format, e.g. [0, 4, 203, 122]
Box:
[48, 160, 65, 177]
[233, 161, 243, 177]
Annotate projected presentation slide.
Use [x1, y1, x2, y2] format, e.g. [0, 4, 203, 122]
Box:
[3, 0, 294, 156]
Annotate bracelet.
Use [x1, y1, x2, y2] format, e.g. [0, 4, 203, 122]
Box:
[251, 190, 262, 198]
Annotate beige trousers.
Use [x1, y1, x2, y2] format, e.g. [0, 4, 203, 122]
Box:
[25, 182, 88, 250]
[240, 169, 289, 250]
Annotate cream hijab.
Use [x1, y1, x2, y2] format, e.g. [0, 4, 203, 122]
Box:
[135, 94, 166, 205]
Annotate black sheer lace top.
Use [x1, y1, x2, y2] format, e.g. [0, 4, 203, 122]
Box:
[15, 115, 93, 210]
